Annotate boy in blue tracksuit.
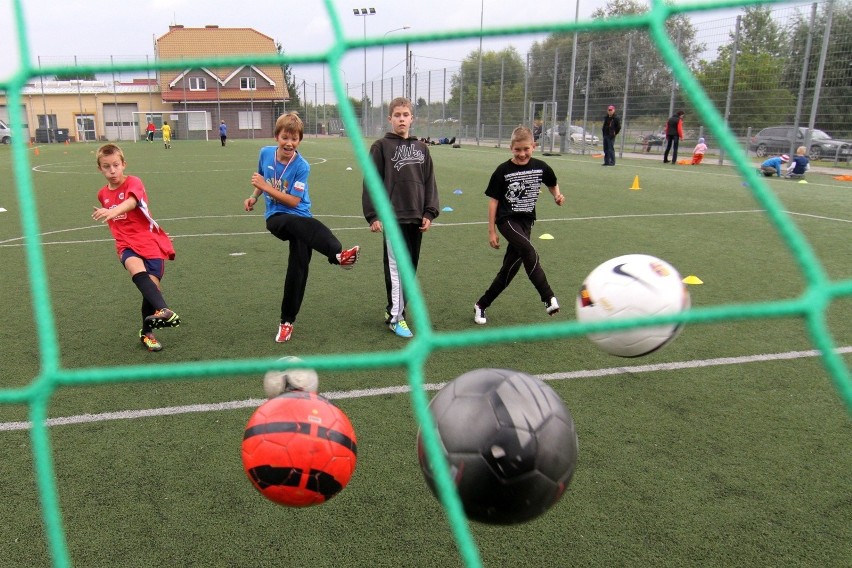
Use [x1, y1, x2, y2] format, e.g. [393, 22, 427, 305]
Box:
[759, 154, 789, 177]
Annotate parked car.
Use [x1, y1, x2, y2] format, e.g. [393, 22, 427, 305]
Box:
[0, 119, 11, 144]
[432, 117, 458, 124]
[569, 125, 599, 145]
[541, 124, 598, 146]
[749, 126, 852, 161]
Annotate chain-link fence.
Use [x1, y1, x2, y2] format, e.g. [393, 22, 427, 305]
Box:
[293, 0, 851, 166]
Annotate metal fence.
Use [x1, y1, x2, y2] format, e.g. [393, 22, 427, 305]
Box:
[292, 0, 851, 166]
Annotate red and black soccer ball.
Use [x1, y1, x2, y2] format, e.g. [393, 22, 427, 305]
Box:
[241, 391, 357, 507]
[417, 368, 578, 524]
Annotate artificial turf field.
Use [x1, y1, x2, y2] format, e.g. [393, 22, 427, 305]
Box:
[0, 136, 850, 567]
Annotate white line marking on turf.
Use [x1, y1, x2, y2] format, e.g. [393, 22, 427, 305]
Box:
[2, 209, 846, 248]
[785, 211, 852, 224]
[1, 347, 848, 432]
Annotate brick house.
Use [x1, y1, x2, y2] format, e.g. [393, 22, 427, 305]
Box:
[155, 25, 289, 140]
[0, 25, 289, 143]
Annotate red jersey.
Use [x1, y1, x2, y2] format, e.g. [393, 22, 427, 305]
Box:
[97, 175, 175, 260]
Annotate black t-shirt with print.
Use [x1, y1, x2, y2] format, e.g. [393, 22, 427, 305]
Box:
[485, 158, 557, 223]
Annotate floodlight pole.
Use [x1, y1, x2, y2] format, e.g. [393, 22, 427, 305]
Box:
[475, 0, 484, 146]
[354, 8, 377, 132]
[381, 26, 411, 121]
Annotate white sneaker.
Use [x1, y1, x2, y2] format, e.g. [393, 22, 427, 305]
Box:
[545, 297, 560, 316]
[474, 304, 487, 325]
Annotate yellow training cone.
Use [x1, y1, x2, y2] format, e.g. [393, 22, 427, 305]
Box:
[798, 179, 808, 184]
[682, 275, 703, 285]
[630, 175, 641, 190]
[539, 233, 554, 240]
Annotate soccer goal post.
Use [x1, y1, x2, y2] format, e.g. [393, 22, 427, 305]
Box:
[132, 111, 211, 142]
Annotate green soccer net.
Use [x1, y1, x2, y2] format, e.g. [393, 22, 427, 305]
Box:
[2, 1, 849, 566]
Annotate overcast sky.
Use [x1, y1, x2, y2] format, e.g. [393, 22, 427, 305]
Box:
[0, 0, 742, 90]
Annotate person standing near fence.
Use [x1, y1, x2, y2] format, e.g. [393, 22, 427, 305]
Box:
[601, 105, 621, 166]
[146, 120, 156, 143]
[161, 121, 172, 149]
[663, 110, 685, 164]
[219, 120, 228, 147]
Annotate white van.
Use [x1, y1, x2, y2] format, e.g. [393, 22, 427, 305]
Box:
[0, 119, 11, 144]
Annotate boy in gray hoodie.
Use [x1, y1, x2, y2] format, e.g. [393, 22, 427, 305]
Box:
[362, 97, 440, 338]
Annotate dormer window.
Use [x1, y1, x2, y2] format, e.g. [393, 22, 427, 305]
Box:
[240, 77, 257, 90]
[189, 77, 206, 91]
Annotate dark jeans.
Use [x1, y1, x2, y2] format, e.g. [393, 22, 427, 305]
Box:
[664, 135, 680, 162]
[603, 136, 616, 165]
[265, 213, 342, 323]
[476, 217, 554, 309]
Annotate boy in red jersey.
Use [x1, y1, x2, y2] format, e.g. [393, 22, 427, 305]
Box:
[92, 144, 180, 352]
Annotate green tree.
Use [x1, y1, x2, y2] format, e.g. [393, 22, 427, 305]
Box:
[447, 47, 525, 126]
[524, 0, 702, 125]
[718, 5, 786, 60]
[782, 1, 852, 135]
[54, 72, 96, 81]
[695, 6, 795, 131]
[276, 42, 301, 109]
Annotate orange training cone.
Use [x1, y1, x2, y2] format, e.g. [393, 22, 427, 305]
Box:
[630, 175, 641, 190]
[34, 147, 40, 156]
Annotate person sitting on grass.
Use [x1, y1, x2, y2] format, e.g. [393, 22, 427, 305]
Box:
[785, 146, 810, 179]
[691, 137, 708, 165]
[759, 153, 789, 177]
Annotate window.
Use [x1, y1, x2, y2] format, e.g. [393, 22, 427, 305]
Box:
[189, 77, 206, 91]
[37, 114, 58, 129]
[238, 111, 262, 130]
[240, 77, 257, 90]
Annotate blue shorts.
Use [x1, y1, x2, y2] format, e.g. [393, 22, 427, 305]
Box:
[120, 249, 165, 279]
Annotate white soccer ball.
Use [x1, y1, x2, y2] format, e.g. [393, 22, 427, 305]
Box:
[575, 254, 690, 357]
[262, 356, 319, 398]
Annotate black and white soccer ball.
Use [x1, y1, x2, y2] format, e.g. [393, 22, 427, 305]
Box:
[417, 368, 578, 525]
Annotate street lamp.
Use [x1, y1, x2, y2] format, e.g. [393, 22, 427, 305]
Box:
[353, 7, 376, 132]
[381, 25, 411, 120]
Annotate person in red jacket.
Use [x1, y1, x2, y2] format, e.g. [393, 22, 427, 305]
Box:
[663, 110, 685, 164]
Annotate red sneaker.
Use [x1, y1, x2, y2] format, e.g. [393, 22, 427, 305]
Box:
[336, 245, 360, 269]
[275, 322, 293, 343]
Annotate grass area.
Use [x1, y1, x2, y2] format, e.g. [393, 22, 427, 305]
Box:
[0, 137, 850, 567]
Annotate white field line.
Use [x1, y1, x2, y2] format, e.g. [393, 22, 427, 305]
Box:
[3, 208, 849, 248]
[0, 209, 769, 247]
[1, 346, 849, 432]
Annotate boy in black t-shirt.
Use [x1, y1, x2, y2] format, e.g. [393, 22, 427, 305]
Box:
[473, 126, 565, 325]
